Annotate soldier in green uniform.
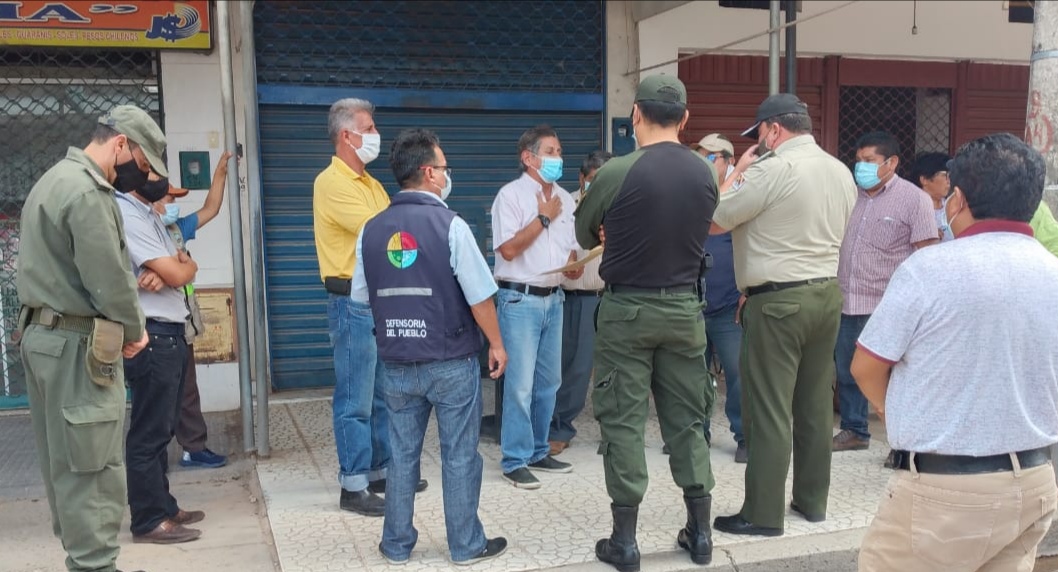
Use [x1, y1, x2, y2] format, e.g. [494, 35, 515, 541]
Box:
[16, 105, 167, 572]
[575, 75, 719, 572]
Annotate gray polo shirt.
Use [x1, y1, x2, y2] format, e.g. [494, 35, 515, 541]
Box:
[858, 221, 1058, 456]
[115, 192, 189, 324]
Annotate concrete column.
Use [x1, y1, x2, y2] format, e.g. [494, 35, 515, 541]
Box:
[1027, 0, 1058, 214]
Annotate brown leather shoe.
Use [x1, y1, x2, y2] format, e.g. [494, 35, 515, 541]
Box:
[832, 430, 870, 452]
[171, 509, 205, 525]
[549, 440, 569, 456]
[133, 520, 202, 544]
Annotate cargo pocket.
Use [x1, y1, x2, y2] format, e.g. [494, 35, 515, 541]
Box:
[760, 302, 800, 320]
[62, 402, 123, 473]
[592, 370, 620, 421]
[85, 318, 123, 387]
[910, 493, 997, 567]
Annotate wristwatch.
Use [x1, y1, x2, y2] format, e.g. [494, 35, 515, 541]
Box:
[537, 214, 551, 228]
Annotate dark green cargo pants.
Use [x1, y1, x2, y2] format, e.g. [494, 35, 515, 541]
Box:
[20, 324, 127, 572]
[592, 291, 715, 507]
[738, 280, 842, 529]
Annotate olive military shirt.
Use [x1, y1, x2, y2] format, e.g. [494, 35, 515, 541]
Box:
[16, 147, 145, 342]
[711, 135, 857, 292]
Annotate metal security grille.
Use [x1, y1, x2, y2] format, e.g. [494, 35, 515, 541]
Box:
[838, 86, 952, 178]
[253, 0, 604, 93]
[0, 48, 160, 408]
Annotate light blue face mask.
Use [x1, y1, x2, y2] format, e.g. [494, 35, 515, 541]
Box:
[161, 203, 180, 226]
[536, 156, 563, 183]
[854, 161, 885, 189]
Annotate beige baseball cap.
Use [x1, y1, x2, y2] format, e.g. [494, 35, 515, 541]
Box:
[692, 133, 734, 156]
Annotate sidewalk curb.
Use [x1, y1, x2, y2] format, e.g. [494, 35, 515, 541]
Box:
[537, 528, 865, 571]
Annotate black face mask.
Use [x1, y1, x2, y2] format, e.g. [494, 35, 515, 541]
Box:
[113, 158, 150, 194]
[138, 177, 170, 203]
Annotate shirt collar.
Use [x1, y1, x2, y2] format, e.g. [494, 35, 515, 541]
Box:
[773, 134, 816, 156]
[331, 156, 367, 180]
[958, 220, 1035, 239]
[402, 190, 449, 208]
[65, 147, 114, 189]
[114, 188, 153, 214]
[861, 174, 902, 197]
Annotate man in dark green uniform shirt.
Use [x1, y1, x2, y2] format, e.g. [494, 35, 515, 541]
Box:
[16, 105, 166, 572]
[576, 75, 718, 571]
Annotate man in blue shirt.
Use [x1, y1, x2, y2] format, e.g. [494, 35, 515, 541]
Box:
[702, 231, 746, 463]
[352, 128, 509, 566]
[140, 152, 232, 470]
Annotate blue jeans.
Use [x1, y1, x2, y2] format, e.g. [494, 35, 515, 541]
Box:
[835, 313, 871, 440]
[328, 295, 391, 491]
[379, 356, 487, 563]
[705, 304, 744, 445]
[497, 288, 564, 473]
[550, 292, 599, 443]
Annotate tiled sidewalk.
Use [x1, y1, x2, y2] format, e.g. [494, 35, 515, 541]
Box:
[258, 388, 890, 572]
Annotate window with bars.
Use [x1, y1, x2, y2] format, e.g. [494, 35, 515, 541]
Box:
[0, 48, 160, 407]
[837, 86, 951, 179]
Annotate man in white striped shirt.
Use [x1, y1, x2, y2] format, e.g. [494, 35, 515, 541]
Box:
[833, 132, 937, 453]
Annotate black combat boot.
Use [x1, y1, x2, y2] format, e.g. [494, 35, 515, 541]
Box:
[595, 504, 640, 572]
[677, 494, 713, 565]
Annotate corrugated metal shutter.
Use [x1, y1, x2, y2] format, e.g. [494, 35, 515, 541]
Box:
[679, 55, 826, 155]
[260, 106, 602, 389]
[955, 62, 1029, 147]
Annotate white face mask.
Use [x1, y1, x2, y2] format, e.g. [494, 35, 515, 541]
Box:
[439, 171, 452, 201]
[350, 132, 381, 165]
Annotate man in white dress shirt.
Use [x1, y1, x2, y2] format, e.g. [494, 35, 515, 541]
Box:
[491, 125, 582, 489]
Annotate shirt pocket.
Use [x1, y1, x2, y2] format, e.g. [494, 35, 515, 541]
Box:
[864, 216, 910, 251]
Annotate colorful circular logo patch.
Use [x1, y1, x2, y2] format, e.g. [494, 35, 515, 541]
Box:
[387, 231, 418, 269]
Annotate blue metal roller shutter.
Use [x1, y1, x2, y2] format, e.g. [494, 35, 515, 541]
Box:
[260, 106, 602, 389]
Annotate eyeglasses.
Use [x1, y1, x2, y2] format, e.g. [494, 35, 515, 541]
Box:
[420, 165, 451, 176]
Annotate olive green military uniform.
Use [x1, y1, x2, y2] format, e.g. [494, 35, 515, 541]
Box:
[712, 134, 855, 529]
[16, 147, 147, 572]
[575, 139, 719, 507]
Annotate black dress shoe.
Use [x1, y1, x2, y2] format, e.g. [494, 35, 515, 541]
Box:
[713, 514, 783, 537]
[790, 502, 826, 523]
[339, 489, 385, 516]
[368, 478, 428, 495]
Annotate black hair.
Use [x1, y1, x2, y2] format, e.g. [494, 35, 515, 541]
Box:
[389, 128, 440, 189]
[855, 131, 901, 159]
[949, 133, 1044, 222]
[636, 100, 687, 128]
[518, 125, 558, 172]
[580, 150, 613, 176]
[910, 152, 951, 185]
[92, 124, 121, 144]
[764, 112, 812, 135]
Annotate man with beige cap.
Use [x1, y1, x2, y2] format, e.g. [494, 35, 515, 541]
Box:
[691, 133, 737, 187]
[16, 104, 166, 571]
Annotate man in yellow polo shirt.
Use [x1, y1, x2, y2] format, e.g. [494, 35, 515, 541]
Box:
[313, 98, 427, 517]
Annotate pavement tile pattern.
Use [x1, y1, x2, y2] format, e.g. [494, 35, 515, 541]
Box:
[258, 385, 891, 572]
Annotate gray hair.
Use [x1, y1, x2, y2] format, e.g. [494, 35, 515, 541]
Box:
[328, 98, 375, 144]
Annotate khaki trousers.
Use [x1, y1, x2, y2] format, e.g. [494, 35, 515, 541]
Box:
[859, 461, 1058, 572]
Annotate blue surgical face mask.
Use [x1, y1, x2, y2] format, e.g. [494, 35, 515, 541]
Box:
[161, 203, 180, 226]
[536, 155, 563, 183]
[854, 160, 886, 189]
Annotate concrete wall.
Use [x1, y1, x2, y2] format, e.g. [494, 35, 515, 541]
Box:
[159, 14, 254, 413]
[606, 0, 639, 148]
[638, 0, 1035, 78]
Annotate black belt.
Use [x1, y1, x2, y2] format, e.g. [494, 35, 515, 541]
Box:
[607, 284, 697, 296]
[563, 289, 603, 297]
[891, 447, 1051, 475]
[324, 276, 352, 296]
[498, 281, 559, 297]
[745, 277, 835, 297]
[146, 318, 185, 337]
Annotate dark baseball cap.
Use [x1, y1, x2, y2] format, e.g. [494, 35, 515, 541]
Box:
[635, 74, 687, 105]
[741, 93, 810, 139]
[98, 105, 168, 177]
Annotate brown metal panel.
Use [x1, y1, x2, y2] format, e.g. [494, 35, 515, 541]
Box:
[839, 58, 958, 88]
[952, 60, 970, 153]
[822, 55, 841, 155]
[953, 62, 1029, 148]
[678, 54, 824, 86]
[964, 62, 1030, 91]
